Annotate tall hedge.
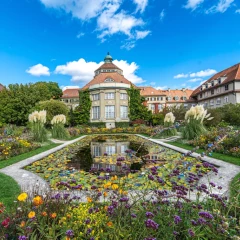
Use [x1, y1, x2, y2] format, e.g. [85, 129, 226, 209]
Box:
[127, 86, 152, 122]
[74, 89, 91, 125]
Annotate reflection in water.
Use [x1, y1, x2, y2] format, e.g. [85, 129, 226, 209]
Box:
[68, 136, 148, 172]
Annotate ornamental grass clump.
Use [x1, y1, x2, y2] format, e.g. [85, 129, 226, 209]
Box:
[162, 112, 177, 137]
[183, 105, 213, 140]
[51, 114, 69, 140]
[28, 110, 48, 142]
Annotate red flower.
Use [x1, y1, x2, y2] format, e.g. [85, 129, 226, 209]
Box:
[1, 217, 10, 228]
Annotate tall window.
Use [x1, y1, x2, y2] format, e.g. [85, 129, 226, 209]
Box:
[92, 94, 100, 101]
[225, 85, 229, 91]
[151, 104, 155, 111]
[224, 96, 229, 103]
[158, 104, 162, 111]
[92, 106, 100, 119]
[105, 93, 114, 99]
[120, 93, 128, 100]
[93, 146, 101, 157]
[121, 145, 127, 153]
[106, 146, 116, 155]
[105, 106, 115, 118]
[120, 106, 128, 118]
[216, 98, 221, 105]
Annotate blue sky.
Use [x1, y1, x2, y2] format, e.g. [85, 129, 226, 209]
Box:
[1, 0, 240, 90]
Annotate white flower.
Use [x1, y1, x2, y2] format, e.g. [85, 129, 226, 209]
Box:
[28, 110, 46, 123]
[51, 114, 66, 125]
[164, 112, 175, 123]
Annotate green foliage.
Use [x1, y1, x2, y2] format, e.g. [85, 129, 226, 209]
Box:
[88, 122, 106, 128]
[203, 108, 224, 128]
[127, 86, 152, 121]
[182, 118, 207, 140]
[51, 123, 69, 140]
[152, 113, 164, 126]
[165, 104, 187, 121]
[115, 122, 130, 128]
[0, 82, 62, 125]
[30, 121, 48, 142]
[35, 99, 69, 124]
[219, 103, 240, 126]
[74, 90, 91, 125]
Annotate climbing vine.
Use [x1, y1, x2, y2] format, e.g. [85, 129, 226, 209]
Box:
[74, 89, 91, 125]
[127, 86, 152, 122]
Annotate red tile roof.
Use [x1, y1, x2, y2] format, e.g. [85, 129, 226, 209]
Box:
[162, 89, 195, 103]
[139, 87, 167, 96]
[95, 62, 122, 71]
[191, 63, 240, 97]
[82, 72, 133, 89]
[62, 88, 81, 98]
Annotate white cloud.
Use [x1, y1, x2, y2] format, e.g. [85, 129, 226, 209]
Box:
[159, 9, 166, 21]
[174, 73, 189, 79]
[40, 0, 149, 47]
[135, 30, 151, 40]
[120, 41, 136, 50]
[187, 78, 203, 82]
[26, 64, 50, 76]
[55, 58, 144, 84]
[55, 58, 102, 82]
[133, 0, 148, 13]
[236, 9, 240, 13]
[206, 0, 235, 13]
[76, 32, 85, 38]
[189, 69, 217, 78]
[184, 0, 204, 10]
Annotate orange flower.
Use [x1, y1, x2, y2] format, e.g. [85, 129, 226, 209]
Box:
[28, 211, 35, 219]
[50, 213, 57, 218]
[33, 196, 43, 206]
[107, 221, 113, 227]
[41, 211, 47, 217]
[104, 206, 108, 211]
[103, 192, 108, 197]
[20, 221, 25, 227]
[87, 197, 92, 203]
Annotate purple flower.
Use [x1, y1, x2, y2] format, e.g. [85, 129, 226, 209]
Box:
[18, 236, 28, 240]
[85, 219, 91, 224]
[87, 228, 92, 235]
[131, 213, 137, 218]
[145, 219, 159, 230]
[197, 217, 207, 225]
[144, 238, 156, 240]
[119, 197, 129, 202]
[199, 211, 213, 219]
[188, 229, 195, 237]
[148, 175, 155, 181]
[146, 212, 154, 218]
[65, 230, 74, 238]
[210, 182, 216, 187]
[174, 215, 182, 225]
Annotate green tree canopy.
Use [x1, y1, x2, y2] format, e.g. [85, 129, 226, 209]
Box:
[0, 82, 62, 125]
[35, 99, 69, 124]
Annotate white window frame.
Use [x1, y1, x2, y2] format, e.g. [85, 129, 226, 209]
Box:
[158, 104, 162, 111]
[210, 100, 214, 106]
[93, 146, 101, 157]
[92, 94, 100, 101]
[105, 145, 116, 155]
[105, 105, 115, 118]
[121, 145, 127, 154]
[120, 106, 128, 119]
[92, 106, 100, 119]
[105, 93, 115, 100]
[120, 93, 128, 100]
[216, 98, 221, 105]
[224, 96, 229, 103]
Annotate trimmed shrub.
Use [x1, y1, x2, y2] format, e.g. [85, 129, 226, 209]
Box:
[115, 122, 130, 128]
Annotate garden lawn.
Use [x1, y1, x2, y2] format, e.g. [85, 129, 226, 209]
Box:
[167, 141, 240, 166]
[0, 142, 60, 169]
[230, 172, 240, 203]
[0, 173, 21, 210]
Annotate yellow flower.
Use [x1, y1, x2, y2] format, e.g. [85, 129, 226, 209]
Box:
[107, 221, 113, 227]
[33, 196, 43, 206]
[28, 211, 36, 219]
[41, 211, 47, 217]
[112, 184, 118, 190]
[20, 221, 25, 227]
[87, 197, 92, 203]
[17, 193, 28, 202]
[50, 212, 57, 218]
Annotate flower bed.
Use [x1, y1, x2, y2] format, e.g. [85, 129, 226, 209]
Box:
[0, 136, 40, 161]
[67, 126, 154, 137]
[189, 127, 240, 157]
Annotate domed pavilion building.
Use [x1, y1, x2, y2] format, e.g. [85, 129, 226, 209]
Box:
[82, 53, 133, 128]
